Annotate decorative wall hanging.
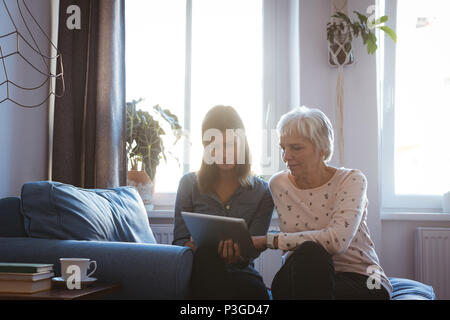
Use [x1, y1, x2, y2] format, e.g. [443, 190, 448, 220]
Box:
[0, 0, 64, 108]
[328, 0, 350, 166]
[327, 0, 396, 165]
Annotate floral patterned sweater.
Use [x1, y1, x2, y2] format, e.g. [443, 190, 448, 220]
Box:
[269, 167, 392, 297]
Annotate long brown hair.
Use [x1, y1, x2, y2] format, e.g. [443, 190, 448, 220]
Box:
[197, 105, 252, 193]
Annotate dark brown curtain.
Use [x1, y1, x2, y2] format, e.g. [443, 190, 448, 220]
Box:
[52, 0, 126, 188]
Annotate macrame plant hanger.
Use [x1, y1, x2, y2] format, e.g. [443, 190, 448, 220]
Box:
[329, 0, 353, 166]
[0, 0, 64, 108]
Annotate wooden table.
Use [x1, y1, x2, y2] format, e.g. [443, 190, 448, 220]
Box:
[0, 283, 121, 300]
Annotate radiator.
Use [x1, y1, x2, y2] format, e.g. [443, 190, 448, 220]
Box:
[415, 227, 450, 300]
[151, 224, 174, 245]
[150, 224, 282, 288]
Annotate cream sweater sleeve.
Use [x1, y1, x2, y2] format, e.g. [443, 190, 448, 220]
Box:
[277, 170, 368, 255]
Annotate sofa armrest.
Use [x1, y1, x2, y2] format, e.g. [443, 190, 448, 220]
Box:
[0, 237, 193, 299]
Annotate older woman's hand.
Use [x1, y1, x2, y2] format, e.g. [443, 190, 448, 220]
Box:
[252, 236, 268, 252]
[184, 237, 197, 251]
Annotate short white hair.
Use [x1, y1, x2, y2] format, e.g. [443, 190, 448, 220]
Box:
[276, 106, 334, 162]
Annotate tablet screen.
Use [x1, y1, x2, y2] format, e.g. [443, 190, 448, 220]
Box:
[181, 212, 259, 258]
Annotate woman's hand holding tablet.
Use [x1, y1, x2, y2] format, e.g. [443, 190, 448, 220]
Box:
[218, 239, 248, 265]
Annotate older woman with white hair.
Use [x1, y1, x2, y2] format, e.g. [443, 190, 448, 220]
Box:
[252, 106, 392, 300]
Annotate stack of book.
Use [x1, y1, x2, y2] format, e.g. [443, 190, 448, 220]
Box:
[0, 263, 54, 294]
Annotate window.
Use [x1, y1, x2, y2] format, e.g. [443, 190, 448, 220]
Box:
[126, 0, 186, 195]
[189, 0, 263, 179]
[380, 0, 450, 211]
[126, 0, 264, 196]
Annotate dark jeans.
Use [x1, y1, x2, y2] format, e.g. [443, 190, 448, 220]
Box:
[271, 241, 390, 300]
[190, 246, 270, 300]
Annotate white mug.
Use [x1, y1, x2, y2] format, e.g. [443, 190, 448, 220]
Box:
[60, 258, 97, 281]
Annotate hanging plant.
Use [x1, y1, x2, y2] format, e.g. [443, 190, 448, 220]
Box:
[327, 11, 397, 66]
[326, 9, 397, 166]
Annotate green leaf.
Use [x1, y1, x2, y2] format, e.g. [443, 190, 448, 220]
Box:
[368, 31, 377, 42]
[352, 22, 361, 38]
[354, 11, 368, 24]
[376, 15, 389, 25]
[367, 38, 378, 54]
[367, 31, 378, 54]
[333, 12, 352, 25]
[369, 15, 389, 27]
[380, 26, 397, 43]
[361, 30, 368, 45]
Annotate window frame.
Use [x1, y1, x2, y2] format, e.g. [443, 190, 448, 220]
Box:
[140, 0, 296, 210]
[380, 0, 444, 213]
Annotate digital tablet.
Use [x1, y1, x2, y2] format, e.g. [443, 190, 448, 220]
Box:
[181, 211, 259, 259]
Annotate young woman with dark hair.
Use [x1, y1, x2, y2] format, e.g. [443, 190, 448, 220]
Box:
[172, 105, 273, 300]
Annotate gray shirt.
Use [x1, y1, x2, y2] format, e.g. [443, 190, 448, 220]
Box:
[172, 172, 274, 248]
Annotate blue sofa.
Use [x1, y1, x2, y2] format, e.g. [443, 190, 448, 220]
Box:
[0, 194, 193, 300]
[389, 277, 435, 300]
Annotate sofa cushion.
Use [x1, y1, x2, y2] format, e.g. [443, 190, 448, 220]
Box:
[21, 181, 156, 243]
[0, 197, 27, 237]
[389, 277, 436, 300]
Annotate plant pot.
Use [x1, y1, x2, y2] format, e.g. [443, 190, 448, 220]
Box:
[127, 170, 155, 207]
[328, 30, 354, 66]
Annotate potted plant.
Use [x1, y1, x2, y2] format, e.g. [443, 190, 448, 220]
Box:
[126, 98, 183, 206]
[327, 10, 397, 66]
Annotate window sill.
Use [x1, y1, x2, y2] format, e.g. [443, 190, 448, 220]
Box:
[147, 209, 174, 219]
[381, 212, 450, 221]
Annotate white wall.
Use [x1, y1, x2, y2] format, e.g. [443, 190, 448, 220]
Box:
[0, 0, 53, 198]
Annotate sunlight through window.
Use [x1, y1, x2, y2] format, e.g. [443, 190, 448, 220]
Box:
[394, 0, 450, 196]
[126, 0, 263, 193]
